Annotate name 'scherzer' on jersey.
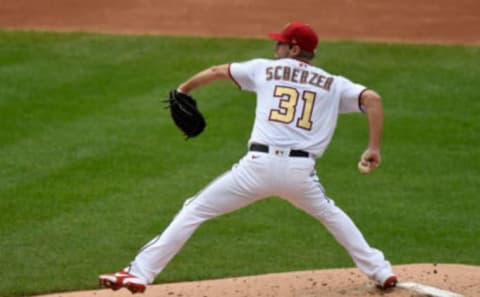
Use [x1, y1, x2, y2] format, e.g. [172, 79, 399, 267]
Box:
[265, 65, 334, 91]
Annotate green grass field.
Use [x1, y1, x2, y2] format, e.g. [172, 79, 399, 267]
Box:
[0, 30, 479, 297]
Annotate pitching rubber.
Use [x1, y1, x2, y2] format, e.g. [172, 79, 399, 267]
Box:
[396, 282, 464, 297]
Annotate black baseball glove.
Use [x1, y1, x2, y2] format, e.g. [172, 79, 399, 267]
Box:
[165, 89, 206, 139]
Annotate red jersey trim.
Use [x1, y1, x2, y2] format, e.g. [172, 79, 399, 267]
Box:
[358, 88, 368, 113]
[228, 63, 242, 90]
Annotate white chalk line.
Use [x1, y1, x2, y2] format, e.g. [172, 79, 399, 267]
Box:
[396, 282, 464, 297]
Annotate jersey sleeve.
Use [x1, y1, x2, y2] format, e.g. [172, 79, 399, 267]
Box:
[228, 59, 264, 92]
[338, 76, 367, 113]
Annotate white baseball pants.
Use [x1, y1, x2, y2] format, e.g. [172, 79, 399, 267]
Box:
[129, 150, 392, 284]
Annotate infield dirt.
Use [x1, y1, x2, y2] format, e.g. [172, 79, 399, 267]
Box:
[2, 0, 479, 296]
[1, 0, 479, 45]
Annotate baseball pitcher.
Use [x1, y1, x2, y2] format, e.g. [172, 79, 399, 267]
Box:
[99, 21, 397, 294]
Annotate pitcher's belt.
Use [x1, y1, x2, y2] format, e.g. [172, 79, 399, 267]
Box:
[249, 143, 309, 158]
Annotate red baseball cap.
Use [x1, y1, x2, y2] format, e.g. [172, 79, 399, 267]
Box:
[268, 21, 318, 53]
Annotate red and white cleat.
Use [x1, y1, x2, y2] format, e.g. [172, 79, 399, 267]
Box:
[377, 274, 398, 290]
[99, 270, 147, 294]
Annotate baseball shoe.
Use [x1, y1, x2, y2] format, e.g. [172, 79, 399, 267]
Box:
[99, 270, 147, 294]
[376, 274, 398, 290]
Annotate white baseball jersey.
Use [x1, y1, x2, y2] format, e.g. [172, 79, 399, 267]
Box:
[229, 58, 366, 157]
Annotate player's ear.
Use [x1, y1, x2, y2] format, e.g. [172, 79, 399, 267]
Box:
[289, 45, 301, 57]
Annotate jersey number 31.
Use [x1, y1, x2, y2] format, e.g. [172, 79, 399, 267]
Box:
[269, 86, 316, 131]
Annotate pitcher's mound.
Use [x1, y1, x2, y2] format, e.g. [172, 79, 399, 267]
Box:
[35, 263, 479, 297]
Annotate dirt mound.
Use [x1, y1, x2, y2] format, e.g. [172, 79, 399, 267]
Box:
[34, 264, 479, 297]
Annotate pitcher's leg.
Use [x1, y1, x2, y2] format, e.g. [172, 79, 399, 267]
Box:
[315, 199, 392, 280]
[130, 171, 259, 283]
[285, 176, 393, 282]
